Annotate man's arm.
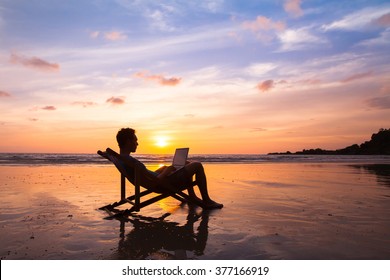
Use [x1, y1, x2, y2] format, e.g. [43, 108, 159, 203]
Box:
[154, 165, 167, 174]
[156, 165, 176, 179]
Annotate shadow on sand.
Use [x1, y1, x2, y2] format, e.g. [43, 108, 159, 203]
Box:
[108, 206, 211, 259]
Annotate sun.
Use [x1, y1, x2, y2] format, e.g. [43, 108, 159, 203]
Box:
[155, 136, 169, 148]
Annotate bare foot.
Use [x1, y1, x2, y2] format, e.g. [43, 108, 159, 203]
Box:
[204, 200, 223, 209]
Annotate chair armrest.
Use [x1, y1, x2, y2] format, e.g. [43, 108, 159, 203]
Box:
[97, 150, 109, 160]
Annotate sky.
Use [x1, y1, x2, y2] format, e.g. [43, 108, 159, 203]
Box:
[0, 0, 389, 154]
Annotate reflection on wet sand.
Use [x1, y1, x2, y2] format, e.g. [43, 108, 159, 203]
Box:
[110, 206, 210, 259]
[1, 163, 389, 259]
[349, 164, 390, 187]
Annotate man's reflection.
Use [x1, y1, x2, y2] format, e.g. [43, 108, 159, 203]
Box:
[350, 164, 390, 187]
[111, 206, 210, 259]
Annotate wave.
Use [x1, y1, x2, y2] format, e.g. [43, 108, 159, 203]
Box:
[1, 153, 390, 166]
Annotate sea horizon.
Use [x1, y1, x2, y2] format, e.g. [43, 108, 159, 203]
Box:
[1, 152, 390, 166]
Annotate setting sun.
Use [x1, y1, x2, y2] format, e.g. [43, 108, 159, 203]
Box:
[155, 136, 169, 148]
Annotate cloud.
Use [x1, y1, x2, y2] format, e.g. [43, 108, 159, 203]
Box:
[104, 31, 127, 41]
[41, 106, 56, 111]
[159, 77, 181, 86]
[340, 71, 373, 83]
[366, 84, 390, 109]
[0, 90, 11, 97]
[134, 71, 182, 86]
[246, 63, 277, 77]
[241, 16, 285, 43]
[277, 27, 327, 51]
[227, 31, 242, 42]
[299, 79, 322, 85]
[106, 96, 125, 105]
[10, 53, 60, 72]
[366, 96, 390, 109]
[322, 7, 390, 31]
[284, 0, 303, 18]
[242, 16, 285, 32]
[71, 101, 98, 108]
[201, 0, 224, 13]
[371, 12, 390, 27]
[257, 80, 274, 92]
[89, 30, 127, 41]
[29, 118, 39, 122]
[114, 1, 180, 32]
[359, 28, 390, 47]
[147, 9, 176, 32]
[90, 31, 100, 38]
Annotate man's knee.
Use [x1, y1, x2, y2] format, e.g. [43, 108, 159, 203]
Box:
[187, 161, 204, 173]
[193, 161, 203, 171]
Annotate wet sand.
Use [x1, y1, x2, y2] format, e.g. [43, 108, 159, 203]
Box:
[0, 163, 389, 259]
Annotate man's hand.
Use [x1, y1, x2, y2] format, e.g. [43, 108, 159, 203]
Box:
[166, 165, 177, 174]
[157, 165, 176, 179]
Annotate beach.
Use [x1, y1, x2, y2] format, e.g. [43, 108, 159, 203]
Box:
[1, 160, 390, 260]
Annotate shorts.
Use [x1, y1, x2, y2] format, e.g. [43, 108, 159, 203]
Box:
[166, 167, 192, 191]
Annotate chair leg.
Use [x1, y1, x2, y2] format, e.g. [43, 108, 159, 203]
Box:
[100, 180, 204, 216]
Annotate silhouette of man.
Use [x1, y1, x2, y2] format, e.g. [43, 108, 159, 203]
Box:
[116, 128, 223, 209]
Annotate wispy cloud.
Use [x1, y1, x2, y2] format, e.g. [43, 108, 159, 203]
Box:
[114, 1, 180, 32]
[366, 96, 390, 109]
[89, 30, 127, 41]
[41, 106, 56, 111]
[298, 79, 322, 85]
[322, 6, 390, 31]
[0, 90, 11, 97]
[340, 71, 373, 83]
[284, 0, 303, 18]
[358, 28, 390, 47]
[106, 96, 125, 105]
[371, 12, 390, 27]
[201, 0, 224, 13]
[10, 53, 60, 72]
[71, 101, 98, 108]
[147, 9, 176, 32]
[246, 63, 277, 77]
[104, 31, 127, 41]
[241, 16, 285, 43]
[366, 84, 390, 109]
[277, 27, 327, 52]
[257, 80, 274, 92]
[89, 31, 100, 38]
[134, 71, 182, 86]
[242, 16, 285, 32]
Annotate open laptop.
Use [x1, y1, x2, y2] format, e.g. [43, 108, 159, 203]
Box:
[172, 148, 189, 170]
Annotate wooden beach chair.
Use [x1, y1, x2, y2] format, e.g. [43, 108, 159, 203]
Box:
[97, 148, 204, 216]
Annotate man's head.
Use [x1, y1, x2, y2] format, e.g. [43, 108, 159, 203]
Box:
[116, 128, 138, 152]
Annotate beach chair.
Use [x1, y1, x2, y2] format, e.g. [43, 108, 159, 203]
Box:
[97, 148, 204, 216]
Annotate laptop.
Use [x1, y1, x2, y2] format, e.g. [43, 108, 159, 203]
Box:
[172, 148, 189, 170]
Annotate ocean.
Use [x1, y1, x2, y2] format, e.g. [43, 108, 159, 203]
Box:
[1, 153, 390, 166]
[1, 153, 390, 260]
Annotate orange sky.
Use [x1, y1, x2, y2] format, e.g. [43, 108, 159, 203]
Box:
[0, 1, 389, 154]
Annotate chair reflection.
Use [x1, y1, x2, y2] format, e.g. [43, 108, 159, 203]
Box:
[110, 206, 210, 259]
[350, 164, 390, 187]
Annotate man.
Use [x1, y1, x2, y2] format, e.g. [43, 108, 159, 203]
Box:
[116, 128, 223, 209]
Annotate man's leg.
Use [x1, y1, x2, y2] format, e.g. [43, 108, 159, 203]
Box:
[185, 162, 223, 208]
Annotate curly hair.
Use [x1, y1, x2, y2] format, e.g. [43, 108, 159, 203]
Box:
[116, 128, 136, 148]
